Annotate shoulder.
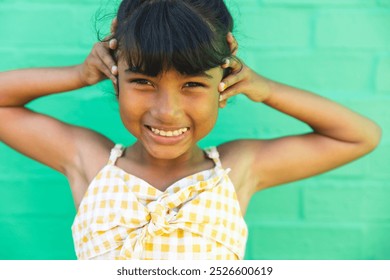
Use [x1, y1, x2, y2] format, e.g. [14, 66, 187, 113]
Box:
[216, 139, 267, 193]
[217, 139, 267, 166]
[67, 127, 115, 186]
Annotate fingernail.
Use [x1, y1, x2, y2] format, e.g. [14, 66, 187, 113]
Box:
[219, 82, 226, 92]
[223, 58, 230, 67]
[109, 38, 117, 49]
[111, 65, 118, 75]
[219, 94, 224, 102]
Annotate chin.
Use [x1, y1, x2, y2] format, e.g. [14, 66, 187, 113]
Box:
[145, 145, 190, 160]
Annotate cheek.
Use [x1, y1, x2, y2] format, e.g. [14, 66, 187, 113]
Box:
[118, 93, 145, 133]
[118, 83, 148, 114]
[190, 93, 219, 130]
[118, 102, 134, 133]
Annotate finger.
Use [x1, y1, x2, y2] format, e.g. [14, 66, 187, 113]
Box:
[222, 56, 241, 72]
[230, 57, 241, 71]
[219, 81, 245, 102]
[219, 69, 245, 92]
[109, 38, 118, 50]
[219, 98, 228, 108]
[96, 60, 117, 83]
[227, 32, 238, 55]
[111, 65, 118, 76]
[110, 17, 118, 34]
[96, 43, 118, 75]
[221, 57, 230, 69]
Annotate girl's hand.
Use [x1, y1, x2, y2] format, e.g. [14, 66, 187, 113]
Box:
[77, 18, 118, 86]
[219, 33, 273, 108]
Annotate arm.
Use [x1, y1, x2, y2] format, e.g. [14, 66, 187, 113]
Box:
[0, 39, 118, 176]
[0, 66, 86, 106]
[219, 54, 381, 191]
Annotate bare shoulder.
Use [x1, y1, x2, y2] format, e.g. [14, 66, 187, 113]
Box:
[0, 107, 115, 206]
[217, 140, 260, 164]
[66, 126, 115, 206]
[216, 140, 269, 213]
[217, 140, 266, 193]
[68, 126, 114, 183]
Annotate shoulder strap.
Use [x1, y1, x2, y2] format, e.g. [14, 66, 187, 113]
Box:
[108, 144, 125, 165]
[204, 146, 222, 168]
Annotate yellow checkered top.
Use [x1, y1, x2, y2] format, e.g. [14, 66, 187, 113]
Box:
[71, 144, 248, 260]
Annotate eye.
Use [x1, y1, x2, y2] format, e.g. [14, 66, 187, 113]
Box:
[130, 79, 153, 86]
[184, 82, 205, 88]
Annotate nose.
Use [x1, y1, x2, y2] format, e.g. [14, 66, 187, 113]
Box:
[151, 90, 183, 122]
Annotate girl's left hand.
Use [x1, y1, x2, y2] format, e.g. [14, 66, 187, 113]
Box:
[219, 34, 273, 108]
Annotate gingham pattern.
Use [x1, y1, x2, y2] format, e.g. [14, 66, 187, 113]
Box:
[71, 144, 248, 260]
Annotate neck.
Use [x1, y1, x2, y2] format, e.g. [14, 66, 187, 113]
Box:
[128, 141, 205, 170]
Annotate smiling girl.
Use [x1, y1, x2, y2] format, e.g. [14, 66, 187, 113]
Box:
[0, 0, 381, 260]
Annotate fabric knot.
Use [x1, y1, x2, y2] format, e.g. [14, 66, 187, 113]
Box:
[207, 148, 219, 159]
[108, 144, 124, 165]
[146, 200, 176, 236]
[110, 146, 123, 159]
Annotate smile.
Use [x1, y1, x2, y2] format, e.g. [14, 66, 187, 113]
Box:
[146, 126, 189, 137]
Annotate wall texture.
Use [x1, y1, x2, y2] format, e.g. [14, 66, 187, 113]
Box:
[0, 0, 389, 260]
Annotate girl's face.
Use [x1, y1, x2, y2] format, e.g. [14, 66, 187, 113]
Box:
[117, 59, 223, 160]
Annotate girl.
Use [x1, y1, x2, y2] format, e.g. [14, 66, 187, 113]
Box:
[0, 0, 381, 260]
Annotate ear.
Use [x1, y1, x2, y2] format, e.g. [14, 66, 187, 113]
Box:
[110, 17, 118, 34]
[113, 78, 119, 96]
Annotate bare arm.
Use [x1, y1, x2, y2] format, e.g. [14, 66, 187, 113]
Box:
[0, 40, 118, 176]
[219, 56, 381, 191]
[0, 66, 86, 106]
[263, 80, 380, 148]
[258, 80, 380, 188]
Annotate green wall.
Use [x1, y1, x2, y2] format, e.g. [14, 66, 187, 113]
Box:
[0, 0, 389, 260]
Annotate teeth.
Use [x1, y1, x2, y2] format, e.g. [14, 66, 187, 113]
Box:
[150, 127, 188, 137]
[160, 130, 167, 136]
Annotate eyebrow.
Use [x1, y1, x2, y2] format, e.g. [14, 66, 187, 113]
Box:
[124, 68, 214, 80]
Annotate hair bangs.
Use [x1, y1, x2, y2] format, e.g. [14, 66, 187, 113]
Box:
[116, 1, 230, 77]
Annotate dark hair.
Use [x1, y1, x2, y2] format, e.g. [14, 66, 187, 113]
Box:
[112, 0, 234, 77]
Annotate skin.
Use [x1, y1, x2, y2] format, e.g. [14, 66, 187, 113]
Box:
[0, 20, 382, 215]
[118, 63, 222, 161]
[113, 63, 224, 190]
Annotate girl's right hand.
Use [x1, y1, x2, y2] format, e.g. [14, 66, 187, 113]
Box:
[77, 18, 118, 86]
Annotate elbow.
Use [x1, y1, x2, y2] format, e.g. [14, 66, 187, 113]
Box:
[0, 95, 6, 107]
[0, 95, 13, 107]
[0, 95, 26, 107]
[361, 122, 382, 154]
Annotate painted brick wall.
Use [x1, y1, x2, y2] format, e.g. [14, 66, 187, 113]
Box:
[0, 0, 388, 260]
